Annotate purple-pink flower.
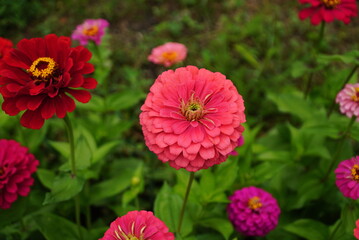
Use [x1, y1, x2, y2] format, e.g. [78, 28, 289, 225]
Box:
[336, 83, 359, 120]
[71, 19, 109, 46]
[335, 156, 359, 199]
[0, 139, 39, 209]
[99, 210, 174, 240]
[227, 186, 280, 237]
[148, 42, 187, 67]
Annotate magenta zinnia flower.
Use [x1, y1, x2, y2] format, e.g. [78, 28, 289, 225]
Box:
[227, 186, 281, 237]
[336, 83, 359, 120]
[148, 42, 187, 67]
[334, 156, 359, 199]
[298, 0, 358, 25]
[100, 210, 174, 240]
[140, 66, 246, 172]
[71, 19, 109, 46]
[0, 139, 39, 209]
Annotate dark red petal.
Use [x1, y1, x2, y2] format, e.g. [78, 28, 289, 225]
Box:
[2, 99, 21, 115]
[54, 96, 67, 118]
[62, 93, 76, 113]
[82, 77, 98, 89]
[41, 99, 56, 119]
[80, 63, 94, 74]
[68, 74, 84, 88]
[20, 109, 45, 129]
[66, 89, 91, 103]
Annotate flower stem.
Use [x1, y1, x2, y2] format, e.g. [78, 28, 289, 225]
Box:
[64, 115, 77, 176]
[322, 116, 356, 181]
[177, 172, 195, 235]
[85, 181, 92, 229]
[303, 22, 326, 99]
[64, 115, 83, 240]
[327, 65, 359, 118]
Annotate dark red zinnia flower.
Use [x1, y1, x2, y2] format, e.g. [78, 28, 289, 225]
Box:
[0, 139, 39, 209]
[0, 34, 97, 129]
[0, 37, 13, 60]
[298, 0, 358, 25]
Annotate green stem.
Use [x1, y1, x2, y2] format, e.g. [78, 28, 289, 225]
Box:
[303, 22, 326, 99]
[322, 117, 356, 181]
[85, 181, 92, 229]
[177, 172, 195, 236]
[64, 115, 83, 240]
[327, 65, 359, 118]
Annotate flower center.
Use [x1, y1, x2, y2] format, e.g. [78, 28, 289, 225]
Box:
[83, 26, 99, 36]
[248, 196, 262, 210]
[351, 88, 359, 102]
[28, 57, 58, 80]
[113, 223, 146, 240]
[322, 0, 341, 8]
[351, 164, 359, 181]
[181, 94, 205, 121]
[162, 51, 178, 62]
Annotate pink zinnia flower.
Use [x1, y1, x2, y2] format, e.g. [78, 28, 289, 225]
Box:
[354, 219, 359, 239]
[140, 66, 246, 172]
[148, 42, 187, 67]
[71, 19, 109, 45]
[334, 156, 359, 199]
[336, 83, 359, 120]
[0, 139, 39, 209]
[99, 210, 174, 240]
[298, 0, 358, 25]
[227, 186, 281, 237]
[229, 135, 244, 156]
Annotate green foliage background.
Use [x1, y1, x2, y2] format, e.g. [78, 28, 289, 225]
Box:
[0, 0, 359, 239]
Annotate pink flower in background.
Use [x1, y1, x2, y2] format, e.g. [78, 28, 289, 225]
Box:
[227, 186, 280, 237]
[298, 0, 358, 25]
[335, 156, 359, 199]
[99, 210, 174, 240]
[140, 66, 246, 172]
[148, 42, 187, 67]
[71, 19, 109, 45]
[229, 135, 244, 156]
[336, 83, 359, 120]
[0, 139, 39, 209]
[354, 219, 359, 239]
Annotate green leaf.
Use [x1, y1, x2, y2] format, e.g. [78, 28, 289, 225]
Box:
[291, 61, 310, 78]
[105, 90, 146, 111]
[37, 168, 55, 189]
[74, 135, 92, 170]
[43, 173, 85, 205]
[200, 218, 233, 240]
[34, 213, 87, 240]
[341, 202, 359, 233]
[0, 197, 28, 228]
[284, 219, 329, 240]
[234, 44, 260, 68]
[92, 141, 120, 164]
[48, 141, 69, 158]
[215, 159, 239, 192]
[154, 183, 193, 236]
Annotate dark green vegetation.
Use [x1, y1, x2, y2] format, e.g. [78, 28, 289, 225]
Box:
[0, 0, 359, 239]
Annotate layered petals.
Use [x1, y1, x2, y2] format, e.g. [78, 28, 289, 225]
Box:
[100, 210, 174, 240]
[140, 66, 246, 172]
[227, 186, 281, 237]
[298, 0, 358, 25]
[335, 156, 359, 199]
[71, 19, 109, 46]
[0, 139, 39, 209]
[0, 34, 97, 129]
[336, 84, 359, 120]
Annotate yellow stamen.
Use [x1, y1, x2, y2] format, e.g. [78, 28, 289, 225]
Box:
[351, 164, 359, 182]
[162, 51, 178, 62]
[180, 93, 205, 121]
[351, 88, 359, 102]
[248, 196, 262, 210]
[322, 0, 341, 8]
[28, 57, 57, 79]
[83, 26, 99, 36]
